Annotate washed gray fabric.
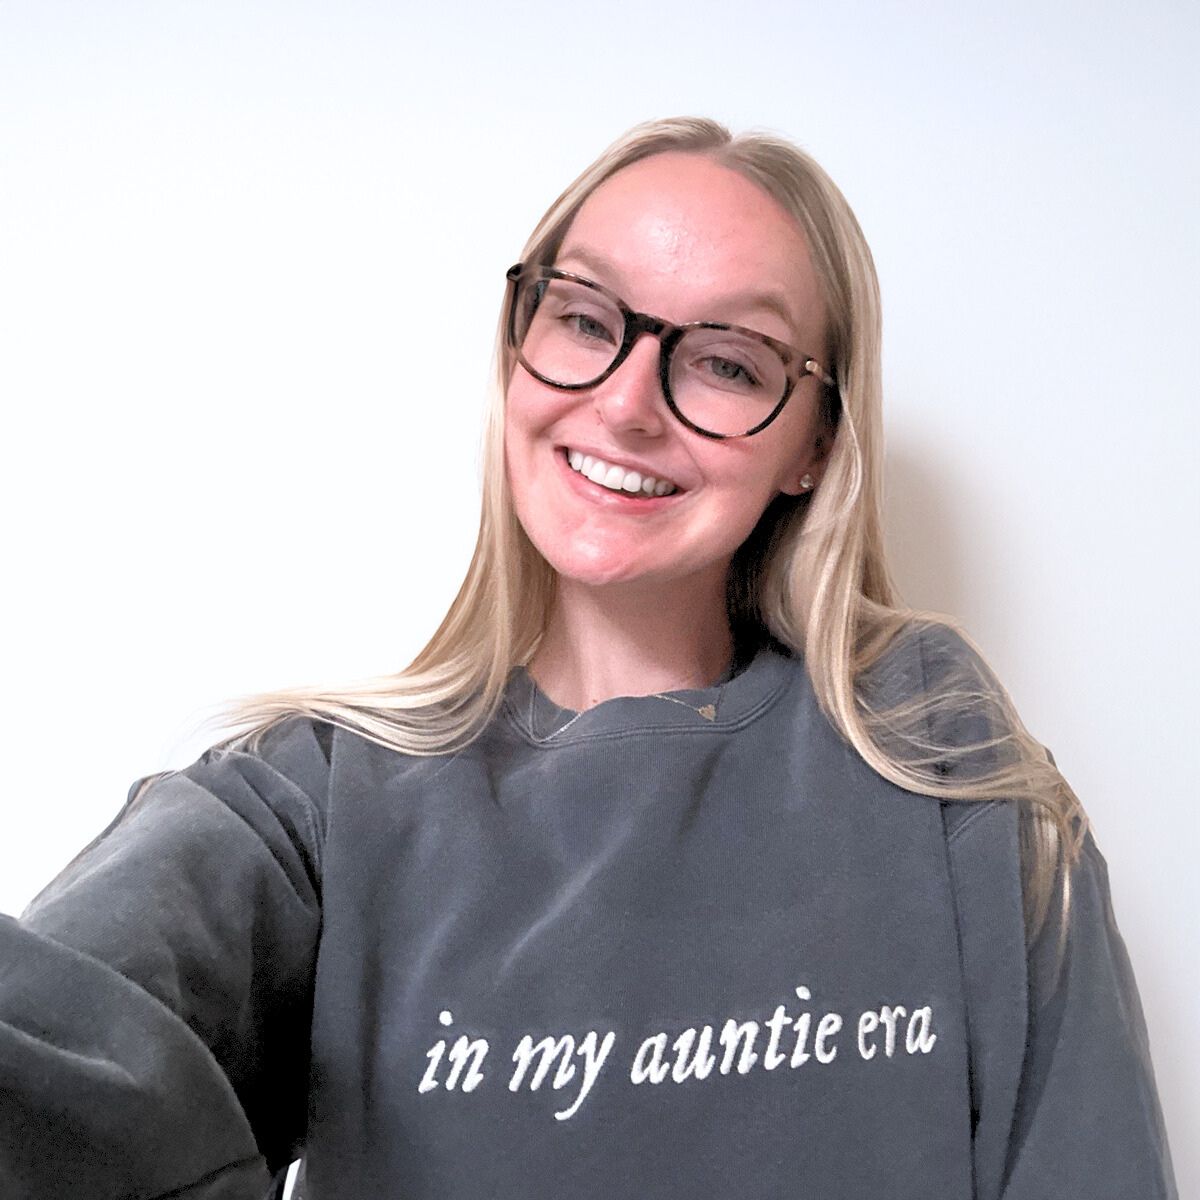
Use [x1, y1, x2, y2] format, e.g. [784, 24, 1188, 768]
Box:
[0, 628, 1177, 1198]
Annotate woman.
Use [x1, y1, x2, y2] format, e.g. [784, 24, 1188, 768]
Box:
[0, 118, 1177, 1198]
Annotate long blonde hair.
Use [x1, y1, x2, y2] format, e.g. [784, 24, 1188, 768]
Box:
[209, 117, 1085, 939]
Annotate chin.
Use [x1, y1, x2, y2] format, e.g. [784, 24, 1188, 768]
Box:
[535, 536, 727, 595]
[537, 549, 654, 590]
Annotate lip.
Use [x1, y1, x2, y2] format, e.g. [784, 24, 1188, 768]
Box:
[554, 446, 684, 508]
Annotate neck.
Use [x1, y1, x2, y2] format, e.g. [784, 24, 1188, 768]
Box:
[529, 574, 734, 712]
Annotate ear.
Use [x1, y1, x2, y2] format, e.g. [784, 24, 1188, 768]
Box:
[779, 430, 834, 497]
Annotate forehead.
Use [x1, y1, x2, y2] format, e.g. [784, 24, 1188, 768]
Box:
[557, 152, 821, 339]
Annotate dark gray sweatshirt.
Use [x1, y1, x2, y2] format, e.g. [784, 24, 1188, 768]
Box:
[0, 629, 1177, 1198]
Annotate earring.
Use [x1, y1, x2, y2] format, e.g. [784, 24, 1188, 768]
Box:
[799, 474, 814, 491]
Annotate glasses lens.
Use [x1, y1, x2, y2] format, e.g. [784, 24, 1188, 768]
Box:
[514, 275, 624, 386]
[669, 327, 789, 437]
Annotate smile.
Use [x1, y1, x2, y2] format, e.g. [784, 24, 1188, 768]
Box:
[564, 448, 679, 496]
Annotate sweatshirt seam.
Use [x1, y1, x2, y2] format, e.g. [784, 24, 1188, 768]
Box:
[947, 799, 1004, 845]
[922, 622, 996, 1197]
[172, 764, 321, 916]
[223, 741, 327, 858]
[137, 1151, 266, 1199]
[940, 811, 980, 1200]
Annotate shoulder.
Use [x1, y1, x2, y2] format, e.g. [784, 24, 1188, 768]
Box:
[860, 616, 993, 701]
[146, 714, 339, 882]
[942, 801, 1177, 1192]
[197, 714, 334, 795]
[856, 617, 1011, 772]
[241, 713, 335, 791]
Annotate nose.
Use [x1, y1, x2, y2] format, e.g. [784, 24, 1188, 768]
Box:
[592, 332, 668, 437]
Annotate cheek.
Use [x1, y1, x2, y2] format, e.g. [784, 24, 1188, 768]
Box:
[505, 373, 572, 446]
[761, 413, 824, 494]
[503, 385, 542, 485]
[726, 492, 786, 552]
[503, 383, 563, 525]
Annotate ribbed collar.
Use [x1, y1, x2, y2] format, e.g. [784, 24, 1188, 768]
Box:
[502, 645, 798, 746]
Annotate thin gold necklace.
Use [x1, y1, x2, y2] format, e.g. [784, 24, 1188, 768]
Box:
[648, 692, 718, 721]
[529, 674, 725, 741]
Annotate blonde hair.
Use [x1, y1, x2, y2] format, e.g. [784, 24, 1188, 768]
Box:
[210, 117, 1085, 940]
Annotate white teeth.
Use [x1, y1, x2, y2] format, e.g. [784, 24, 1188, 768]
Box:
[564, 449, 677, 496]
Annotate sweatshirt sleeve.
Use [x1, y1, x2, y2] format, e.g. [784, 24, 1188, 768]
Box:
[945, 800, 1178, 1200]
[0, 716, 331, 1200]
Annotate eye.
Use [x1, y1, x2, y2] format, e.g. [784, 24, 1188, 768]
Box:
[562, 311, 619, 345]
[699, 354, 763, 390]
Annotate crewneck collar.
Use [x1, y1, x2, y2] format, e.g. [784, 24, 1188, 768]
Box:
[502, 644, 797, 746]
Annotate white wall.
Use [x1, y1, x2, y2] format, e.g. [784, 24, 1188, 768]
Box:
[2, 0, 1194, 1190]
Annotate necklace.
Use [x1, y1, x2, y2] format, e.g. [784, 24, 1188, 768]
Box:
[527, 679, 724, 742]
[648, 692, 718, 721]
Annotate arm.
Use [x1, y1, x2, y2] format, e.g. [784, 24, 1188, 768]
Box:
[946, 799, 1178, 1200]
[0, 716, 330, 1200]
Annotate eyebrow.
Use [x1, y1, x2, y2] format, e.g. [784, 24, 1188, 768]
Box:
[555, 244, 804, 340]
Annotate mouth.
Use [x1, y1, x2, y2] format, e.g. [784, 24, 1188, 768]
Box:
[561, 447, 681, 497]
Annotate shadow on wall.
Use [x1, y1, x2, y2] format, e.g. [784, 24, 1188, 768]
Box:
[881, 439, 976, 622]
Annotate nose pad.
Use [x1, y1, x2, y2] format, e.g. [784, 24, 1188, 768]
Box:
[593, 333, 668, 435]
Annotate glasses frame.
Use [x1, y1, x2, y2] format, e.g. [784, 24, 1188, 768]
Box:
[504, 262, 837, 440]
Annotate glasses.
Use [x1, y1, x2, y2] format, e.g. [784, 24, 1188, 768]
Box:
[504, 262, 836, 440]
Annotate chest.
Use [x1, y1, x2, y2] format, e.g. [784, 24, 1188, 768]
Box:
[304, 736, 974, 1198]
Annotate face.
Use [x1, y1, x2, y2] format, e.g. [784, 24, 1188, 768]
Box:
[504, 151, 833, 599]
